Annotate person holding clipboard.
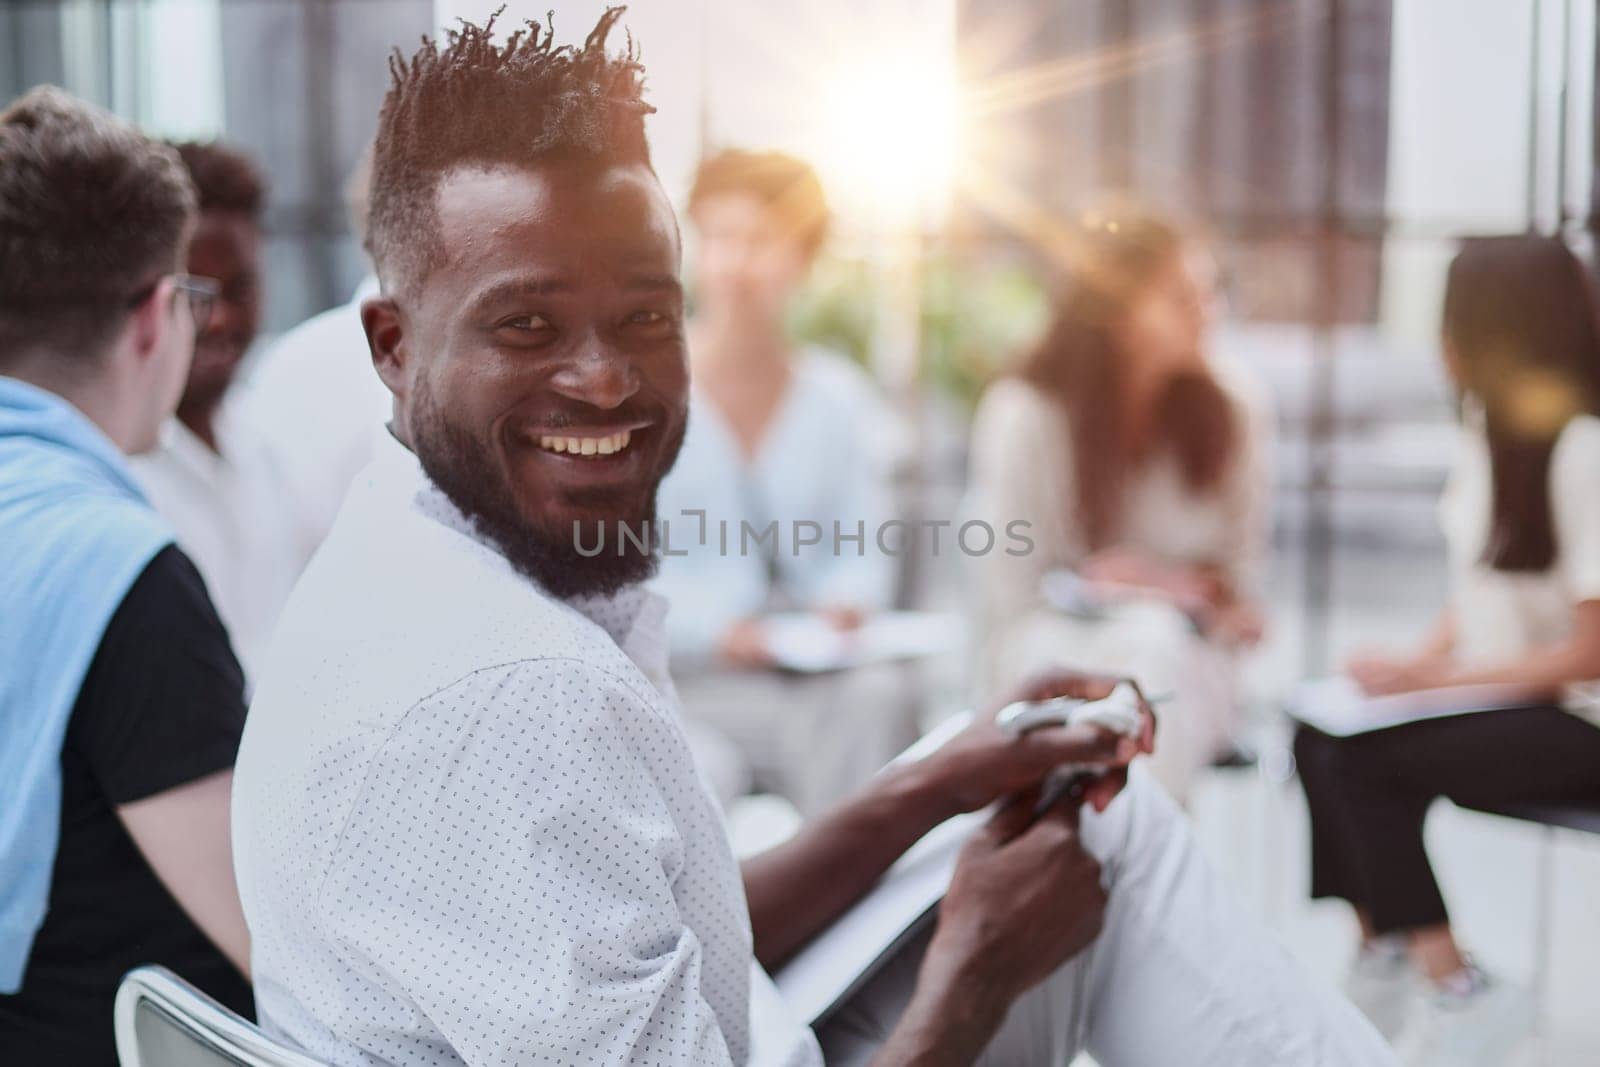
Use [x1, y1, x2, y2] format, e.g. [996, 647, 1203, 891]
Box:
[1294, 235, 1600, 1065]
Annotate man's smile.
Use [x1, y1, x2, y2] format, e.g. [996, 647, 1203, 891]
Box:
[526, 419, 651, 457]
[508, 420, 663, 492]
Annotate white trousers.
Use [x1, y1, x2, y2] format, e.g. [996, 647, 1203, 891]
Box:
[815, 766, 1396, 1066]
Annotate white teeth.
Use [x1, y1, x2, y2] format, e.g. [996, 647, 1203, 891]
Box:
[533, 430, 635, 457]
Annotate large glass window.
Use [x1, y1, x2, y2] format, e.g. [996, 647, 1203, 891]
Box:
[2, 0, 432, 336]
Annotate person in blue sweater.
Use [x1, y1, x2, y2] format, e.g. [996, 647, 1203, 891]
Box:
[0, 86, 252, 1064]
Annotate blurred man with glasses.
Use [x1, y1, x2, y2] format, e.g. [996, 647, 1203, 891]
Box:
[132, 141, 319, 686]
[0, 87, 253, 1064]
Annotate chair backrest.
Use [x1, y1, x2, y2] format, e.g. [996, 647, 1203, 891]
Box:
[115, 966, 326, 1067]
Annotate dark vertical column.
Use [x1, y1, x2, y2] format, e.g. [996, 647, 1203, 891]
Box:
[1098, 0, 1136, 191]
[1335, 0, 1390, 322]
[1554, 0, 1570, 231]
[1301, 0, 1343, 677]
[1590, 0, 1600, 238]
[1527, 0, 1544, 230]
[1190, 0, 1222, 211]
[302, 0, 340, 312]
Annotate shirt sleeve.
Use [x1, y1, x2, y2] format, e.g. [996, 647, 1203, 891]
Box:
[319, 660, 737, 1067]
[66, 544, 247, 805]
[1553, 415, 1600, 603]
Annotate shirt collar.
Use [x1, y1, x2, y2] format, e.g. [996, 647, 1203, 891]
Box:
[376, 429, 673, 685]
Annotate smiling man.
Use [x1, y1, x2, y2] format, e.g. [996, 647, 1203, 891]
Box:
[385, 158, 687, 599]
[230, 11, 1393, 1066]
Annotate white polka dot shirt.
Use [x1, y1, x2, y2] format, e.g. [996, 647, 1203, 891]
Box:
[232, 434, 821, 1066]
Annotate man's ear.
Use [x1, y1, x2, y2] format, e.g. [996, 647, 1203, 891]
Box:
[362, 295, 408, 401]
[127, 278, 175, 363]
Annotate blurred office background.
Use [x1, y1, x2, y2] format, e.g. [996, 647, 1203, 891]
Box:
[5, 1, 1598, 1061]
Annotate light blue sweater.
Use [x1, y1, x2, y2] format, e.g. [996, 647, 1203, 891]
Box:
[0, 377, 172, 992]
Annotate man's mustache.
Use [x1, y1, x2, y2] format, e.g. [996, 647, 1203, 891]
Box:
[527, 402, 665, 433]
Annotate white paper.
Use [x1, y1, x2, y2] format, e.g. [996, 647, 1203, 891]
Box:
[772, 709, 979, 1026]
[771, 811, 983, 1026]
[773, 685, 1155, 1024]
[1289, 676, 1539, 737]
[760, 610, 964, 674]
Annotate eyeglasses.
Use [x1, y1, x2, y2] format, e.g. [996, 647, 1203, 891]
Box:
[126, 274, 221, 331]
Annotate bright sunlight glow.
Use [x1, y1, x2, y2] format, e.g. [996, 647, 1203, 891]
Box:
[815, 52, 964, 230]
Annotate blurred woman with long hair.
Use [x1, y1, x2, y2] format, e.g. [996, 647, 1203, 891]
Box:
[967, 201, 1273, 804]
[1295, 235, 1600, 1063]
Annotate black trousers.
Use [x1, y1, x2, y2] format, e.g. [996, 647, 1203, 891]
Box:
[1294, 707, 1600, 934]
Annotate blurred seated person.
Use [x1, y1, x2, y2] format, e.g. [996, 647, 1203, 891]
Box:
[1295, 235, 1600, 1063]
[967, 202, 1272, 803]
[242, 149, 388, 546]
[130, 141, 317, 685]
[651, 149, 916, 813]
[0, 88, 252, 1064]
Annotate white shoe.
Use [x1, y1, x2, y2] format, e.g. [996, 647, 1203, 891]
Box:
[1401, 966, 1534, 1067]
[1344, 939, 1414, 1041]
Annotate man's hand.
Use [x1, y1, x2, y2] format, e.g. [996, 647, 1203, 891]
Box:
[936, 790, 1108, 994]
[915, 671, 1155, 819]
[743, 671, 1149, 973]
[875, 791, 1108, 1064]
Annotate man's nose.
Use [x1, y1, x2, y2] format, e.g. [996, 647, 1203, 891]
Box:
[548, 348, 641, 411]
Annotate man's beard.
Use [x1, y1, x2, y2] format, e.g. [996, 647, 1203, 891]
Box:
[409, 381, 678, 600]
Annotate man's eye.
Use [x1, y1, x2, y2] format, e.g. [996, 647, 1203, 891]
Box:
[498, 314, 551, 332]
[629, 310, 682, 332]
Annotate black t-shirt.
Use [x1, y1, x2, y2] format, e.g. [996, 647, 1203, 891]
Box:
[0, 545, 254, 1065]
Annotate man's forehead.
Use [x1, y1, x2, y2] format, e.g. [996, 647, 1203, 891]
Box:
[434, 161, 678, 259]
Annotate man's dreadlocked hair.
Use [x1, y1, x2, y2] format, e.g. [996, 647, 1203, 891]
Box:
[366, 7, 654, 295]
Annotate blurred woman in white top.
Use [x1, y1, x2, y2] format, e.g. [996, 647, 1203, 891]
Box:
[652, 150, 913, 814]
[967, 202, 1272, 804]
[1294, 235, 1600, 1061]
